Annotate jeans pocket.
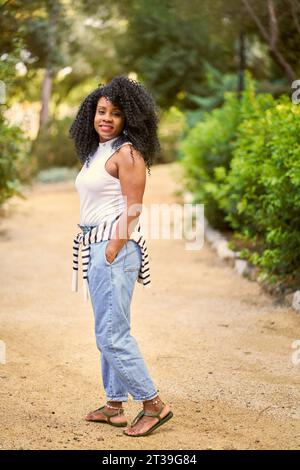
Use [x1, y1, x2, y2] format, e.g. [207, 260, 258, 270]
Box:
[124, 241, 141, 272]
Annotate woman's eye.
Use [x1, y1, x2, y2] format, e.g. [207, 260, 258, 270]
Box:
[97, 110, 121, 116]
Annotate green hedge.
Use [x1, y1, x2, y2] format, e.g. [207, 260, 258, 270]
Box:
[180, 91, 240, 229]
[0, 115, 32, 206]
[180, 76, 300, 290]
[0, 42, 33, 206]
[33, 117, 79, 170]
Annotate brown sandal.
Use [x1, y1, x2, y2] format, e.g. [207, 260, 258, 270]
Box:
[123, 402, 173, 437]
[85, 405, 128, 427]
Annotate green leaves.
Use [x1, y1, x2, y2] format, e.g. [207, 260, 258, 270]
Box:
[180, 74, 300, 289]
[0, 115, 32, 206]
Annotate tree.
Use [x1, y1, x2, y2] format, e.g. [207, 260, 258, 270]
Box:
[242, 0, 298, 82]
[109, 0, 233, 109]
[0, 0, 71, 133]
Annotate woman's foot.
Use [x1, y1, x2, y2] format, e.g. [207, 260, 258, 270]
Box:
[123, 396, 173, 436]
[85, 401, 127, 426]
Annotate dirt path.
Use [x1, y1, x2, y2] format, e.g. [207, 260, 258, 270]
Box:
[0, 162, 299, 450]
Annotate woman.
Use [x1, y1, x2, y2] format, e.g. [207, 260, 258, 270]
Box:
[69, 76, 173, 437]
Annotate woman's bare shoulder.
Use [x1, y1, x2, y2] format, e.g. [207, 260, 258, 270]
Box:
[117, 143, 146, 168]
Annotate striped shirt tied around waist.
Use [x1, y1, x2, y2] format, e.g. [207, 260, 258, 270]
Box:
[71, 214, 151, 302]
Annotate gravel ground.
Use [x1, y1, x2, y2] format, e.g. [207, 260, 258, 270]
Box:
[0, 162, 299, 450]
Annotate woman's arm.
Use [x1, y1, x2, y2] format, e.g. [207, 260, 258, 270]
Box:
[105, 145, 146, 263]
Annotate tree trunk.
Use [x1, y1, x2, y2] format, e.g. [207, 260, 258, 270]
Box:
[38, 67, 53, 135]
[237, 29, 246, 98]
[242, 0, 296, 83]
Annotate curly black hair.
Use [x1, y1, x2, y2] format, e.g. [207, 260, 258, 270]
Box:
[69, 75, 161, 175]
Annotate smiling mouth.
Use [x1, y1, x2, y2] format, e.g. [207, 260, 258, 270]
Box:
[99, 125, 114, 131]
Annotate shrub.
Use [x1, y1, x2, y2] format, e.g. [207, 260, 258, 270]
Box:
[0, 115, 32, 206]
[180, 74, 300, 289]
[157, 106, 185, 164]
[35, 166, 78, 183]
[180, 91, 240, 229]
[223, 95, 300, 288]
[33, 117, 78, 170]
[0, 40, 33, 206]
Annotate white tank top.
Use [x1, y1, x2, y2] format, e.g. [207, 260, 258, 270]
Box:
[75, 136, 132, 225]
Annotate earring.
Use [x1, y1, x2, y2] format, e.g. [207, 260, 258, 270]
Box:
[123, 128, 128, 136]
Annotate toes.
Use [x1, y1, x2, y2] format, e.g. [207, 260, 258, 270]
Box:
[85, 412, 105, 421]
[124, 427, 135, 435]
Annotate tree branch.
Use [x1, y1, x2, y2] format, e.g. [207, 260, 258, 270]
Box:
[288, 0, 300, 36]
[242, 0, 269, 42]
[268, 0, 279, 50]
[0, 0, 14, 11]
[242, 0, 296, 81]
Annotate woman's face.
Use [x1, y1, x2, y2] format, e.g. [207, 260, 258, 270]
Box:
[94, 96, 125, 142]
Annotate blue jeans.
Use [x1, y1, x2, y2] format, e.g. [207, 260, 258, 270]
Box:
[80, 224, 158, 402]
